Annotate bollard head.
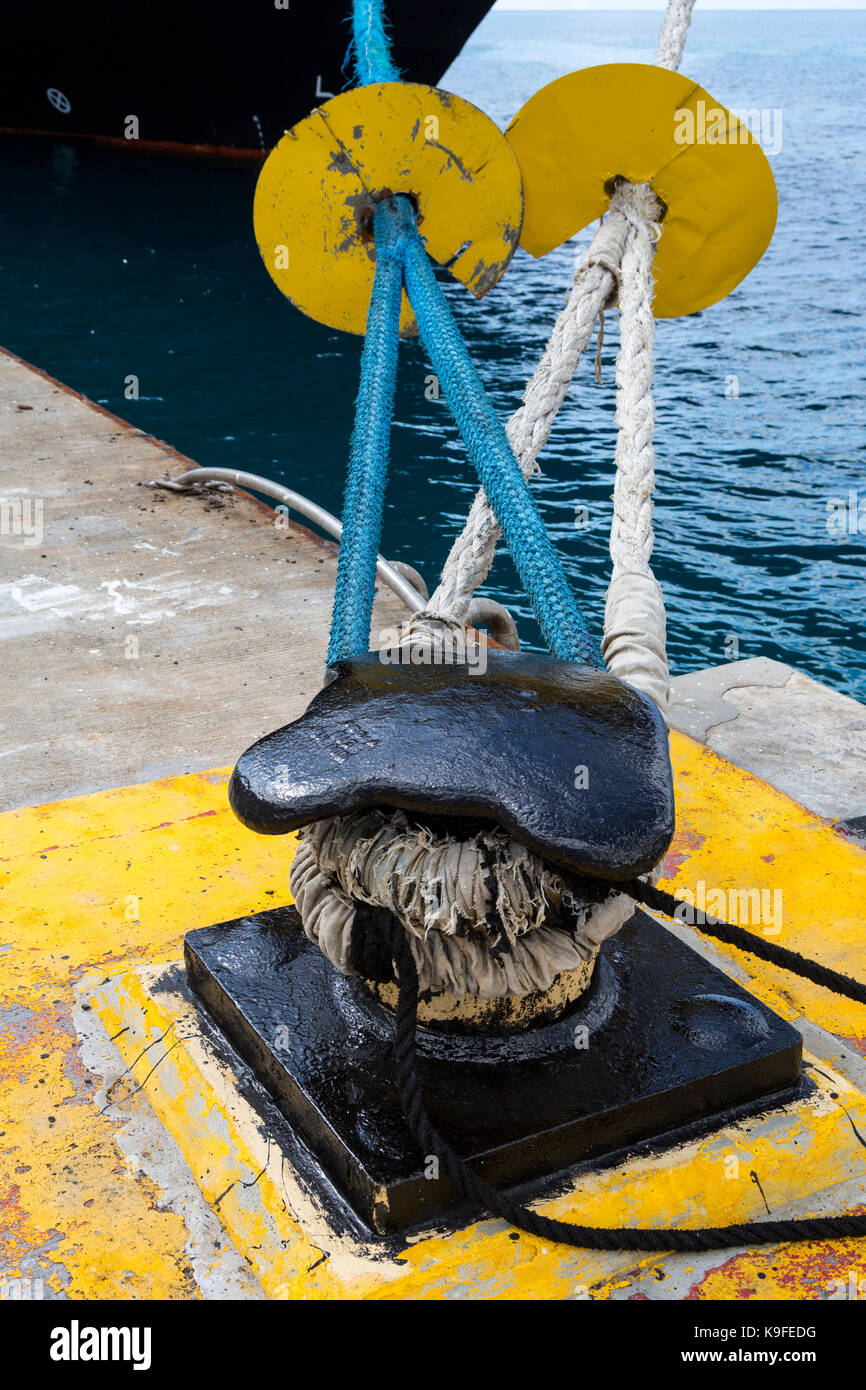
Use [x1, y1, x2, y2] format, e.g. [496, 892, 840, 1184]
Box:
[229, 649, 675, 883]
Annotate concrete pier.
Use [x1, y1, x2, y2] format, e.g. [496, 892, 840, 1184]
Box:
[0, 347, 406, 811]
[3, 342, 865, 826]
[670, 658, 866, 825]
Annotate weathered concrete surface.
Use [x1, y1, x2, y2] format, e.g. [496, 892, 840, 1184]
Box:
[74, 994, 266, 1300]
[670, 657, 866, 822]
[0, 347, 406, 812]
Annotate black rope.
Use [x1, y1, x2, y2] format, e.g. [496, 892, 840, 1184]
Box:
[371, 903, 866, 1252]
[626, 878, 866, 1007]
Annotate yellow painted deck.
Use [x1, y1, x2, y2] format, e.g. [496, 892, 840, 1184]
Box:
[2, 731, 865, 1300]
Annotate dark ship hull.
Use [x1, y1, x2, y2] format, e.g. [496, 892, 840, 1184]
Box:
[1, 1, 496, 155]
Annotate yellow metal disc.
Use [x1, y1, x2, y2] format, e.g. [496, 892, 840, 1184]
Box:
[506, 64, 777, 318]
[254, 83, 524, 336]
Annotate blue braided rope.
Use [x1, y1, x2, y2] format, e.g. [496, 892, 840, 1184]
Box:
[402, 230, 602, 666]
[327, 198, 412, 664]
[352, 0, 400, 85]
[338, 0, 600, 666]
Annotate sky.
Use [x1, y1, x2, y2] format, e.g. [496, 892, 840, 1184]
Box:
[493, 1, 865, 10]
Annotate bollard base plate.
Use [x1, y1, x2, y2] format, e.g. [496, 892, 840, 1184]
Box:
[184, 906, 802, 1234]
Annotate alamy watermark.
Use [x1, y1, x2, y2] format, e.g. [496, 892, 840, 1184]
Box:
[377, 622, 488, 675]
[49, 1320, 151, 1371]
[825, 1268, 866, 1299]
[674, 879, 783, 935]
[0, 495, 43, 546]
[826, 490, 866, 537]
[1, 1275, 45, 1300]
[674, 100, 783, 156]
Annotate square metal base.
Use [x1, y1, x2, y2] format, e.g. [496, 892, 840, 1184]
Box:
[185, 907, 802, 1234]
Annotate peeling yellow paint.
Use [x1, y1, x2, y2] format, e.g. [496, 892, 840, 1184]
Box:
[90, 963, 866, 1302]
[688, 1242, 866, 1301]
[0, 767, 291, 1299]
[254, 82, 523, 335]
[664, 733, 866, 1051]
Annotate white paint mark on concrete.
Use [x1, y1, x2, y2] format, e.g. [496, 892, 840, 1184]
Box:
[0, 571, 246, 638]
[0, 744, 31, 758]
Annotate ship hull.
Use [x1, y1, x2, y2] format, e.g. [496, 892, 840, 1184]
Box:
[1, 1, 496, 154]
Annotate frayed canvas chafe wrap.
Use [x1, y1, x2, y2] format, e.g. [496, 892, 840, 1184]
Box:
[289, 808, 636, 998]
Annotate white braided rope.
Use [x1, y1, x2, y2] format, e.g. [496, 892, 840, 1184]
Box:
[602, 0, 695, 710]
[602, 181, 670, 715]
[656, 0, 697, 70]
[427, 2, 699, 705]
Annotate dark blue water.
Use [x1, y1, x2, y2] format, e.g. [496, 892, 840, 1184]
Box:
[1, 10, 864, 694]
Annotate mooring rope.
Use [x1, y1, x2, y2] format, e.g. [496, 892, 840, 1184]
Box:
[310, 0, 687, 979]
[372, 906, 866, 1252]
[335, 1, 601, 667]
[656, 0, 698, 71]
[339, 0, 696, 671]
[403, 228, 602, 667]
[602, 180, 671, 712]
[291, 809, 635, 998]
[326, 188, 602, 664]
[428, 14, 694, 715]
[351, 0, 400, 84]
[328, 197, 409, 665]
[633, 880, 866, 1007]
[301, 1, 608, 990]
[428, 184, 670, 715]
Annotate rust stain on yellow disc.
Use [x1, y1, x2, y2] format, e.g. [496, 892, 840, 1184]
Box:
[254, 83, 524, 336]
[506, 64, 777, 318]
